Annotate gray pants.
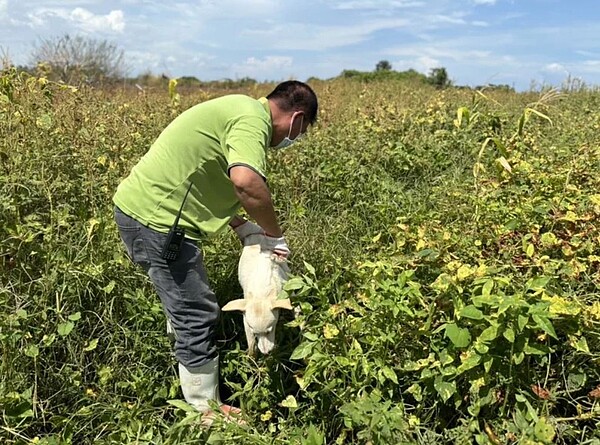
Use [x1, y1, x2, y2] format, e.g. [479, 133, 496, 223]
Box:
[114, 207, 219, 368]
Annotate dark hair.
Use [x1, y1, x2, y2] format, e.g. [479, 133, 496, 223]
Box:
[266, 80, 318, 125]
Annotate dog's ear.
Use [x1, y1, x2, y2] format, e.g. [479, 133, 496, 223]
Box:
[222, 299, 247, 312]
[271, 298, 293, 310]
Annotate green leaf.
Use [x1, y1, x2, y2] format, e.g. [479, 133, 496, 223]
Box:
[381, 366, 398, 384]
[532, 315, 558, 339]
[303, 332, 319, 342]
[540, 232, 558, 247]
[474, 341, 489, 354]
[416, 248, 437, 258]
[290, 341, 313, 360]
[57, 321, 74, 337]
[503, 327, 515, 343]
[167, 399, 196, 412]
[479, 324, 499, 342]
[16, 309, 28, 319]
[284, 277, 305, 291]
[534, 417, 555, 443]
[83, 338, 99, 352]
[482, 279, 494, 297]
[434, 377, 456, 402]
[524, 342, 550, 355]
[303, 261, 316, 276]
[103, 280, 116, 294]
[406, 383, 422, 402]
[513, 352, 525, 364]
[206, 431, 225, 445]
[484, 357, 493, 373]
[567, 373, 587, 391]
[25, 344, 39, 358]
[517, 314, 528, 332]
[439, 349, 454, 366]
[445, 323, 471, 348]
[36, 113, 53, 130]
[567, 373, 586, 391]
[457, 352, 481, 373]
[68, 312, 81, 321]
[459, 305, 484, 320]
[527, 276, 551, 291]
[280, 395, 298, 408]
[569, 335, 590, 353]
[42, 334, 56, 347]
[525, 243, 535, 257]
[304, 424, 326, 445]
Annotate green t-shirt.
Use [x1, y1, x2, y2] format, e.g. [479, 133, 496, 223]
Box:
[113, 95, 272, 238]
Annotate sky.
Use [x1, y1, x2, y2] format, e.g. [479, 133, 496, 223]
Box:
[1, 0, 599, 91]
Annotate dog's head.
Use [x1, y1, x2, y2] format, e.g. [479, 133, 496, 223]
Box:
[222, 297, 293, 354]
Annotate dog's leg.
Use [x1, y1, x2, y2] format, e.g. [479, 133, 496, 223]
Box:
[243, 318, 256, 356]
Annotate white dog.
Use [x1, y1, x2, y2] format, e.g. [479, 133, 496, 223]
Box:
[222, 234, 293, 355]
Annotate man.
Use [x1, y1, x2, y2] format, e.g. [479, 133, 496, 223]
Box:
[112, 80, 318, 422]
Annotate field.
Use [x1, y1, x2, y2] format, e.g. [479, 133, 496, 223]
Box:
[1, 68, 600, 444]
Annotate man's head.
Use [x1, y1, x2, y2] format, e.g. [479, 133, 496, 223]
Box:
[266, 80, 318, 148]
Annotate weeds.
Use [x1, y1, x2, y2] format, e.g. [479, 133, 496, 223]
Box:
[1, 70, 599, 444]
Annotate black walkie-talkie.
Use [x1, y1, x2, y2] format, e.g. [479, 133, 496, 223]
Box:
[161, 182, 193, 261]
[161, 226, 186, 261]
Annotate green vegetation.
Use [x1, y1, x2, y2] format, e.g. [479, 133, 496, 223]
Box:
[338, 62, 451, 88]
[1, 67, 599, 444]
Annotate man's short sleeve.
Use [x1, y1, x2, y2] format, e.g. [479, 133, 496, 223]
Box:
[226, 115, 269, 179]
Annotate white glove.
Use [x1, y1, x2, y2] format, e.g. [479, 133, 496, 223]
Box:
[263, 235, 290, 259]
[233, 221, 264, 242]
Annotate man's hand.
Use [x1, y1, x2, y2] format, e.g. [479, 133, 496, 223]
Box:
[263, 235, 290, 259]
[233, 220, 264, 243]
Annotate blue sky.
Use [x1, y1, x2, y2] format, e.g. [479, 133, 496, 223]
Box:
[1, 0, 599, 91]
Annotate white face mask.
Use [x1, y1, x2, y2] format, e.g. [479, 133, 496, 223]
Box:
[273, 112, 304, 149]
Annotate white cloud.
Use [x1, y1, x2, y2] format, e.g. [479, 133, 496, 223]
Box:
[431, 14, 467, 26]
[333, 0, 424, 9]
[69, 8, 125, 32]
[393, 54, 445, 74]
[580, 60, 600, 73]
[169, 0, 280, 21]
[543, 63, 567, 74]
[126, 46, 216, 77]
[472, 0, 496, 4]
[243, 18, 409, 50]
[27, 7, 125, 33]
[387, 44, 492, 64]
[231, 56, 294, 79]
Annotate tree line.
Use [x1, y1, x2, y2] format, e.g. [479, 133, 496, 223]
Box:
[2, 34, 510, 91]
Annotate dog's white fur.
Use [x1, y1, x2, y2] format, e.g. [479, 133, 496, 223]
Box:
[222, 234, 292, 355]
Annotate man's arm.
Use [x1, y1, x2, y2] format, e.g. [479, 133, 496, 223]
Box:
[228, 165, 282, 237]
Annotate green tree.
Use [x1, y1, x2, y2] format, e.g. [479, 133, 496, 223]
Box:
[427, 67, 451, 88]
[30, 34, 126, 85]
[375, 60, 392, 71]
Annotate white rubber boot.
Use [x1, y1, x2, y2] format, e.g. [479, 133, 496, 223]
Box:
[179, 358, 244, 426]
[179, 358, 221, 413]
